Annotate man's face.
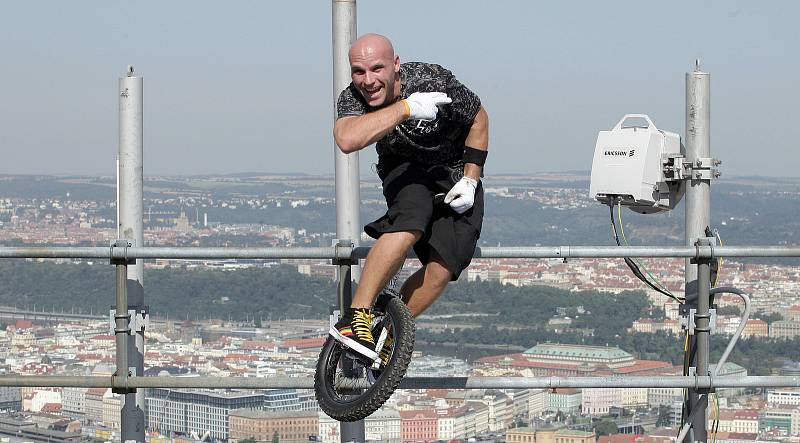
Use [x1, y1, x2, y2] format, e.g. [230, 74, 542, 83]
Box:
[349, 46, 400, 108]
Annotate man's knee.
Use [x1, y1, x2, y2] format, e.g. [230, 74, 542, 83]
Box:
[426, 257, 454, 285]
[381, 229, 423, 246]
[405, 230, 424, 243]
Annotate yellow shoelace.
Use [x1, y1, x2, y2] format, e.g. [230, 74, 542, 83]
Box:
[352, 310, 375, 344]
[380, 334, 393, 365]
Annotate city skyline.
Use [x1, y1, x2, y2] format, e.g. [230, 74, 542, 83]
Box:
[3, 171, 800, 441]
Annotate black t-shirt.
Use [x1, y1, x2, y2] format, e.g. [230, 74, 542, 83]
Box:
[336, 62, 482, 167]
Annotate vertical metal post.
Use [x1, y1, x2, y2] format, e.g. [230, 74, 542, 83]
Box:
[332, 0, 361, 264]
[696, 260, 711, 375]
[115, 261, 130, 379]
[119, 65, 146, 442]
[337, 254, 354, 313]
[685, 61, 711, 291]
[684, 61, 711, 443]
[333, 2, 365, 442]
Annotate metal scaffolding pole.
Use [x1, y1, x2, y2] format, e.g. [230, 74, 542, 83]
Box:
[5, 245, 800, 260]
[332, 0, 362, 270]
[119, 66, 146, 442]
[332, 1, 364, 441]
[1, 375, 800, 390]
[114, 258, 130, 388]
[684, 61, 711, 443]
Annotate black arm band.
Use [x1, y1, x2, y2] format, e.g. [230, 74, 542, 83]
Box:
[463, 146, 488, 167]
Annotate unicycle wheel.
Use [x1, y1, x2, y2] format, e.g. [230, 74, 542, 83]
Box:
[314, 295, 414, 422]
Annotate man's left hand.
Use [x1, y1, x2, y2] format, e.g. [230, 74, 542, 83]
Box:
[444, 177, 478, 214]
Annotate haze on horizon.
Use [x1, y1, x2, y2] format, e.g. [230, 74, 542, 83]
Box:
[0, 1, 797, 178]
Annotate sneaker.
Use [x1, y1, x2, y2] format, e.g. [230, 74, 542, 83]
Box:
[330, 308, 378, 362]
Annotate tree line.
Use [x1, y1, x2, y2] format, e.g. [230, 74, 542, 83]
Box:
[0, 260, 335, 321]
[1, 260, 797, 373]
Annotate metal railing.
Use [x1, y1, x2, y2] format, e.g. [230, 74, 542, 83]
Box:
[1, 243, 799, 440]
[4, 244, 800, 260]
[1, 373, 799, 390]
[3, 244, 800, 390]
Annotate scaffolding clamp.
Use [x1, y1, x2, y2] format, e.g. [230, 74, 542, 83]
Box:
[688, 367, 715, 394]
[690, 236, 716, 264]
[707, 371, 716, 394]
[110, 239, 136, 265]
[109, 307, 150, 335]
[113, 367, 136, 394]
[663, 155, 721, 181]
[331, 239, 357, 266]
[679, 308, 717, 335]
[687, 156, 721, 180]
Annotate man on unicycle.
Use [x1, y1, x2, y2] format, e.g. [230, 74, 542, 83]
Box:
[331, 33, 489, 363]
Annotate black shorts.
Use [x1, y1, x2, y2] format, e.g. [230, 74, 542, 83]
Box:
[365, 160, 483, 280]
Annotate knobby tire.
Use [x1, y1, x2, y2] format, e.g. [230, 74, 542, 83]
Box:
[314, 296, 415, 422]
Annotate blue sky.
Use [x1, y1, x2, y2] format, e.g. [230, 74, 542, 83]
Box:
[0, 1, 796, 177]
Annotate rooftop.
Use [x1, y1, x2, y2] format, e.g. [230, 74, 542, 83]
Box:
[524, 343, 633, 360]
[229, 409, 317, 419]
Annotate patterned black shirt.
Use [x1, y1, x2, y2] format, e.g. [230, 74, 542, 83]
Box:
[336, 62, 482, 166]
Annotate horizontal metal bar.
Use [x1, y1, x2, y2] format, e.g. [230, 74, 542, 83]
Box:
[0, 375, 798, 389]
[704, 246, 800, 257]
[3, 245, 800, 260]
[472, 246, 706, 259]
[0, 246, 343, 260]
[0, 376, 114, 388]
[403, 375, 800, 390]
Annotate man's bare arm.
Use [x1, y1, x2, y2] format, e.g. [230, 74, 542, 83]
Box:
[463, 106, 489, 181]
[334, 101, 409, 153]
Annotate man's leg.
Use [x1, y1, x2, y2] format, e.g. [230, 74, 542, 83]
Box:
[330, 230, 420, 361]
[399, 252, 452, 317]
[351, 230, 421, 308]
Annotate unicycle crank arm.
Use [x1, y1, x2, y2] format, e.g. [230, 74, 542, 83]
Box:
[371, 328, 389, 370]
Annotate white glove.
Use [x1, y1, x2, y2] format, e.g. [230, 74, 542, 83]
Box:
[402, 92, 452, 120]
[444, 176, 478, 214]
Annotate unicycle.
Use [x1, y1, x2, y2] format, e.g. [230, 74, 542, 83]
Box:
[314, 288, 415, 422]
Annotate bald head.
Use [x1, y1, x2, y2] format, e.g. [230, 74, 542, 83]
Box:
[349, 33, 395, 62]
[347, 33, 402, 107]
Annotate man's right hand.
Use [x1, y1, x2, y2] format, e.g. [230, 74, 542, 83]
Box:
[402, 92, 452, 121]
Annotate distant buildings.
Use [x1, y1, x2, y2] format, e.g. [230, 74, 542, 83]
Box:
[547, 389, 582, 415]
[146, 388, 265, 440]
[7, 181, 800, 441]
[60, 388, 84, 419]
[769, 388, 800, 407]
[318, 409, 401, 443]
[507, 426, 536, 442]
[474, 343, 674, 380]
[399, 409, 439, 442]
[770, 320, 800, 339]
[228, 409, 318, 443]
[742, 319, 769, 338]
[507, 426, 594, 443]
[0, 309, 798, 442]
[0, 387, 21, 411]
[714, 409, 759, 434]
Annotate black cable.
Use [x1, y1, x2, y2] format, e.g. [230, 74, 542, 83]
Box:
[611, 204, 671, 296]
[609, 203, 683, 302]
[609, 201, 710, 433]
